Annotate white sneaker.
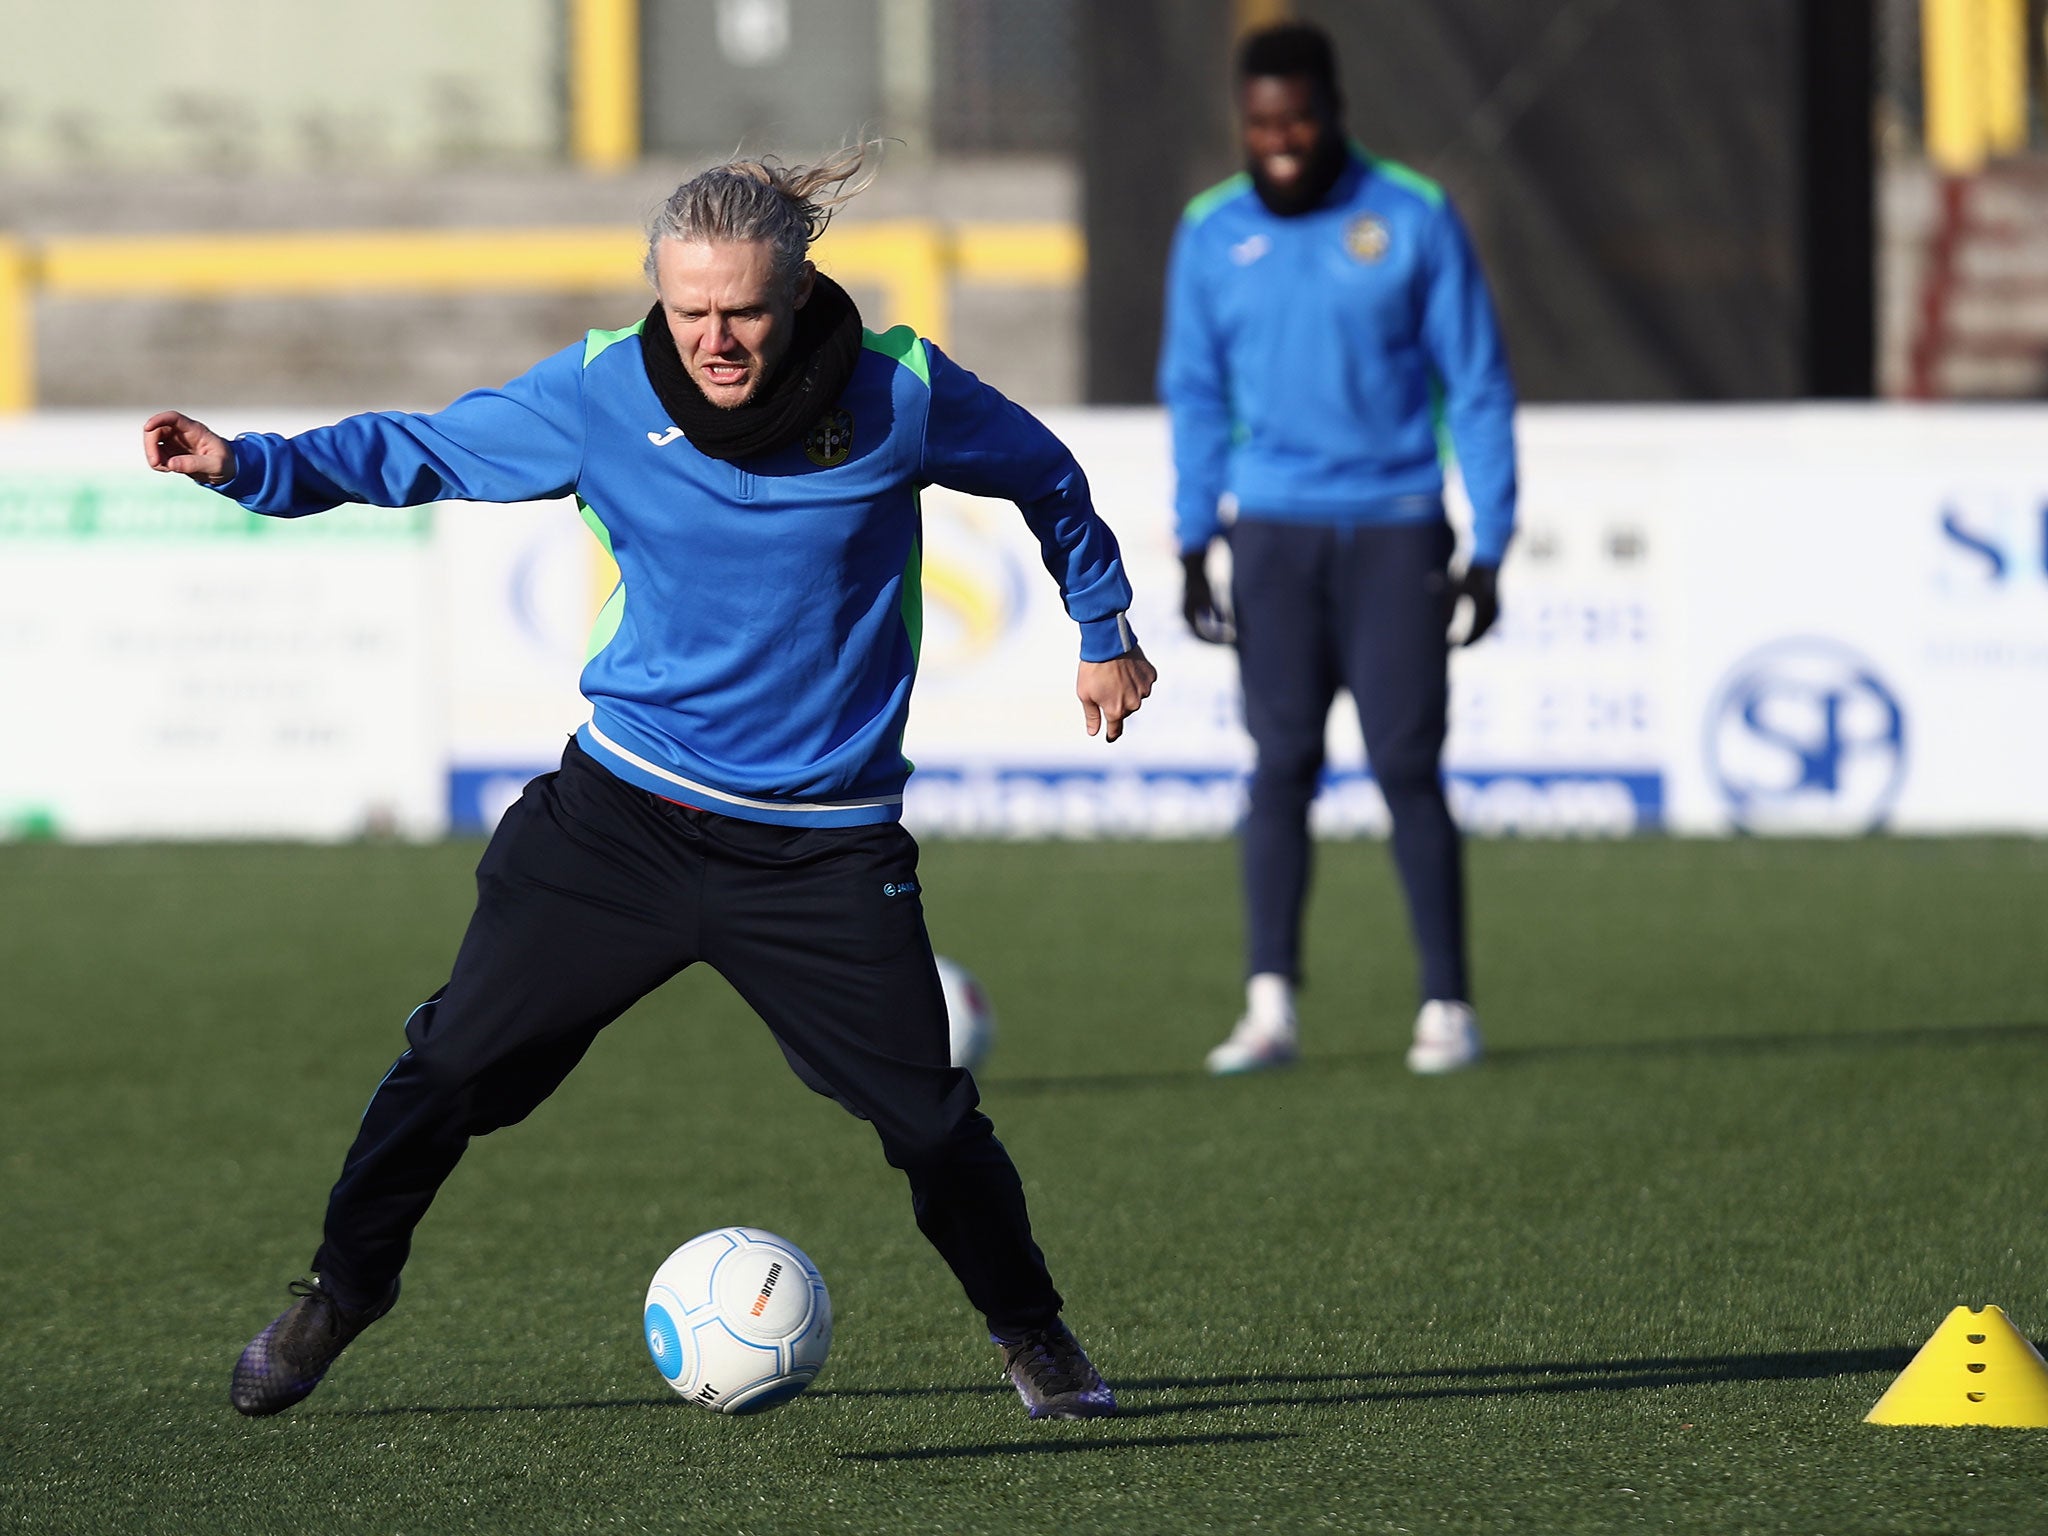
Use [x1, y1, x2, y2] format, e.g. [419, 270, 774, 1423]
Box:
[1406, 1000, 1483, 1074]
[1204, 1015, 1299, 1075]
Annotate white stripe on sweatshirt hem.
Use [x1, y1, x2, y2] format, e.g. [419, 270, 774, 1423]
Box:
[584, 722, 903, 815]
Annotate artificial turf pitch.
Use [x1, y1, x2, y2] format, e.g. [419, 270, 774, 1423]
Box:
[3, 836, 2045, 1535]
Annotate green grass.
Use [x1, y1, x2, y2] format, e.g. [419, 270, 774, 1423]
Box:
[3, 836, 2047, 1535]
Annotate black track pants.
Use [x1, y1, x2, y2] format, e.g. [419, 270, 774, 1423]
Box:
[311, 737, 1063, 1336]
[1231, 516, 1470, 1003]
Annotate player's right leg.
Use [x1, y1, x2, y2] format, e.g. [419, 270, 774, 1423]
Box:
[1335, 519, 1481, 1073]
[1213, 519, 1341, 1073]
[230, 739, 700, 1416]
[702, 817, 1114, 1419]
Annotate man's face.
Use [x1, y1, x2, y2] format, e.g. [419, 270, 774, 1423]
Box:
[1239, 73, 1334, 192]
[653, 238, 813, 409]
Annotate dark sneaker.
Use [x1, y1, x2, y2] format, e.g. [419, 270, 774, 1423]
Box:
[229, 1276, 398, 1417]
[997, 1320, 1117, 1420]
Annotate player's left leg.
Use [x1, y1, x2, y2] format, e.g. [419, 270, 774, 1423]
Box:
[1335, 518, 1481, 1072]
[699, 813, 1114, 1419]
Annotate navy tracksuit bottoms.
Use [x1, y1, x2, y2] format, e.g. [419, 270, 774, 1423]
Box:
[1231, 516, 1470, 1004]
[311, 737, 1062, 1337]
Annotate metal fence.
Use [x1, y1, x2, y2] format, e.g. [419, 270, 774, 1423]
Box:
[931, 0, 1079, 154]
[639, 0, 1078, 158]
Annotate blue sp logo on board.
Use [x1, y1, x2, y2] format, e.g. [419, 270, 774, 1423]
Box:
[1704, 639, 1906, 834]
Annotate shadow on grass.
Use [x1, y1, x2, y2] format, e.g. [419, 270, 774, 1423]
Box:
[814, 1344, 1912, 1413]
[840, 1430, 1292, 1462]
[986, 1019, 2048, 1095]
[1098, 1346, 1916, 1421]
[330, 1345, 1911, 1424]
[825, 1348, 1919, 1454]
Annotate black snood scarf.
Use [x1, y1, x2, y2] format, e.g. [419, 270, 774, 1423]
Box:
[639, 272, 863, 463]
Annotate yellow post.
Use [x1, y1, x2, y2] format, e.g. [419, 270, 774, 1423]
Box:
[0, 237, 33, 413]
[1982, 0, 2027, 156]
[1921, 0, 1974, 170]
[894, 225, 949, 346]
[813, 222, 950, 346]
[1923, 0, 2028, 171]
[570, 0, 641, 172]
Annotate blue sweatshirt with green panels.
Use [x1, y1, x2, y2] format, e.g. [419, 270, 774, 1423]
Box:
[1157, 149, 1518, 563]
[213, 322, 1136, 827]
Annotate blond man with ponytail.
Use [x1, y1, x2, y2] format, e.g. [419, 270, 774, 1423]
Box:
[148, 147, 1151, 1423]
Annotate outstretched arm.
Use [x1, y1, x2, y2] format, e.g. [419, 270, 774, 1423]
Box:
[142, 343, 589, 518]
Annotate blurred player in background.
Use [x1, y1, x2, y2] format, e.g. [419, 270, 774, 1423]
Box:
[146, 146, 1152, 1422]
[1158, 22, 1517, 1076]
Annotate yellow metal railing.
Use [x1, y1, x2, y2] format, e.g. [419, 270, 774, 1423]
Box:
[0, 220, 1083, 413]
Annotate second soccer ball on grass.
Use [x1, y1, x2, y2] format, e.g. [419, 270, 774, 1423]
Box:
[934, 955, 996, 1071]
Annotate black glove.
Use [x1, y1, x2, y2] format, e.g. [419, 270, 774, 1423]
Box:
[1181, 548, 1235, 645]
[1446, 561, 1500, 646]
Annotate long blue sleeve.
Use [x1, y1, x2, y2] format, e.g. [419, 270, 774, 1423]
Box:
[214, 343, 587, 515]
[1157, 215, 1235, 555]
[1421, 203, 1518, 565]
[919, 343, 1136, 661]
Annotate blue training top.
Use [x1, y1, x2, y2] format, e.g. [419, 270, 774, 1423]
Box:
[213, 321, 1137, 828]
[1156, 148, 1518, 564]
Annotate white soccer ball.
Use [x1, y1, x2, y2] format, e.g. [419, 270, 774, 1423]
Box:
[643, 1227, 831, 1414]
[935, 955, 996, 1071]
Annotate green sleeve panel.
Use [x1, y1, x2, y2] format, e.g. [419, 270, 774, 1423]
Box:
[583, 582, 626, 664]
[583, 318, 647, 367]
[896, 521, 922, 773]
[1355, 148, 1445, 209]
[575, 495, 616, 559]
[1182, 172, 1251, 227]
[861, 325, 931, 387]
[573, 323, 644, 663]
[898, 522, 923, 663]
[575, 496, 625, 662]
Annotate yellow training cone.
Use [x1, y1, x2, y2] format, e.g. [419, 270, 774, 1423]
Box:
[1866, 1305, 2048, 1427]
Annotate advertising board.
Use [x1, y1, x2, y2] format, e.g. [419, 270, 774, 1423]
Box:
[5, 407, 2042, 839]
[0, 414, 441, 840]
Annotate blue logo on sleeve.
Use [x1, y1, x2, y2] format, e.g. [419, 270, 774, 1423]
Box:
[882, 879, 920, 898]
